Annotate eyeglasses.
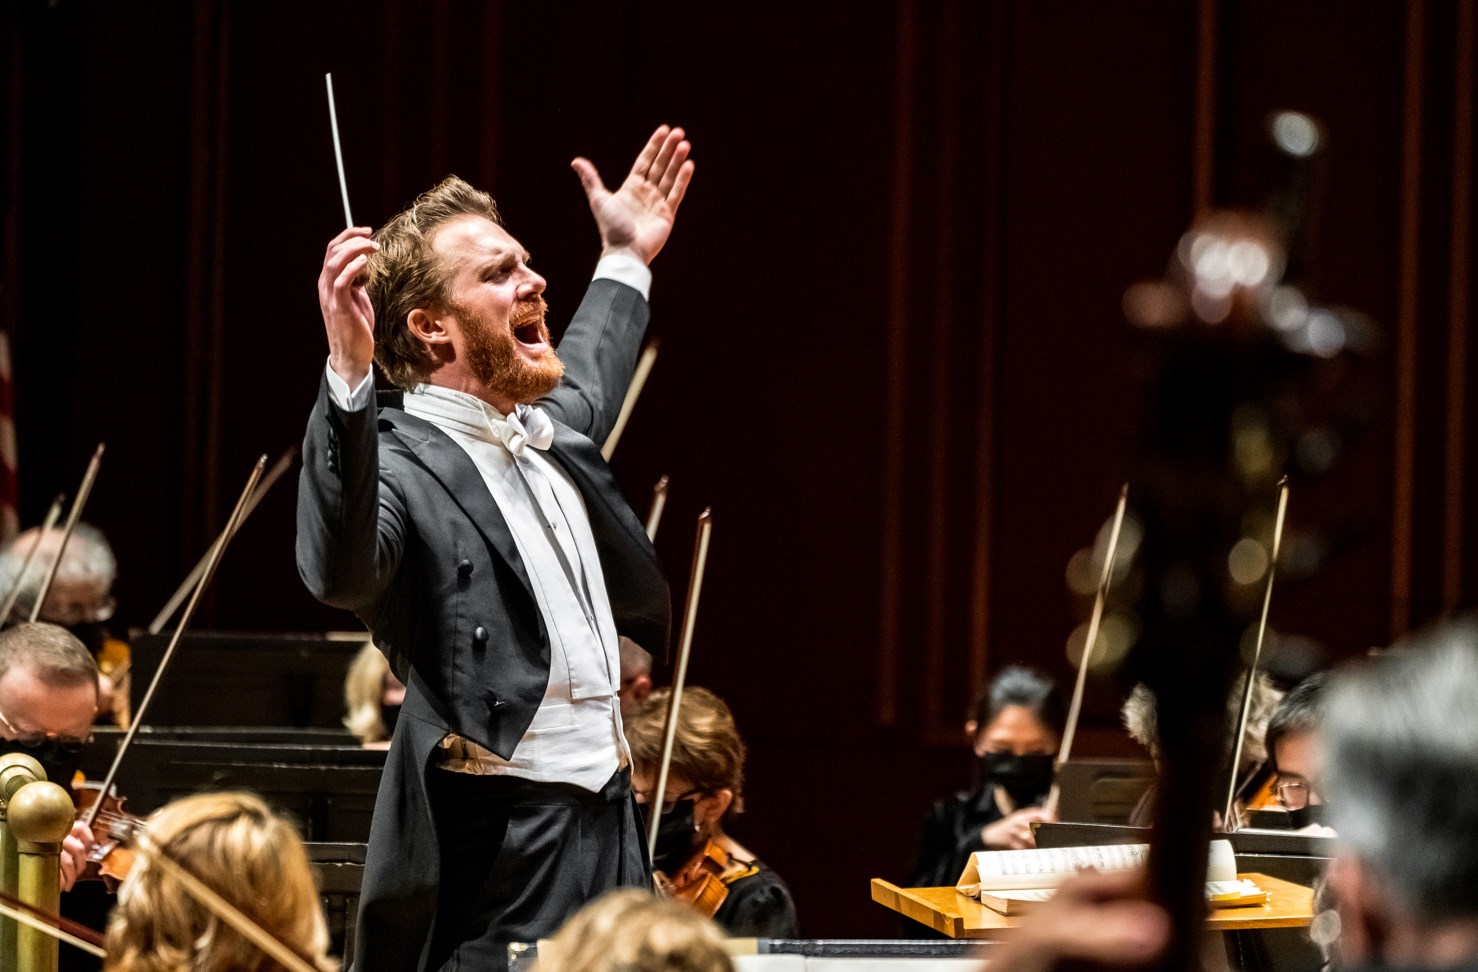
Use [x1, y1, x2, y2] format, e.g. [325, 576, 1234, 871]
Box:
[23, 594, 117, 628]
[1275, 779, 1314, 811]
[635, 787, 702, 815]
[0, 704, 92, 753]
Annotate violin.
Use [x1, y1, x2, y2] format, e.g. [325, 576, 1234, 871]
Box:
[655, 839, 732, 918]
[71, 780, 143, 889]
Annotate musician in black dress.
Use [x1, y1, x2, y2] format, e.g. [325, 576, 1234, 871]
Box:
[625, 686, 798, 938]
[910, 665, 1065, 890]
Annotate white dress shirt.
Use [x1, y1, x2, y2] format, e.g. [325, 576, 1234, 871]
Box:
[324, 255, 650, 792]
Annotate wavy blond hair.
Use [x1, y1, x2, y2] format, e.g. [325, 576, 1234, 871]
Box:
[367, 176, 503, 388]
[536, 889, 733, 972]
[104, 791, 335, 972]
[343, 642, 390, 745]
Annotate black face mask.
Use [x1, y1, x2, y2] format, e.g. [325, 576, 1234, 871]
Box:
[0, 737, 86, 787]
[640, 798, 700, 875]
[979, 752, 1055, 807]
[1287, 802, 1329, 830]
[379, 703, 402, 738]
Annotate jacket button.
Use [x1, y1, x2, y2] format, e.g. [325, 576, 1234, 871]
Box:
[457, 559, 474, 577]
[473, 626, 488, 644]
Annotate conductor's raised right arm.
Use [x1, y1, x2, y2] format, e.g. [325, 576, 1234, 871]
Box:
[296, 229, 406, 612]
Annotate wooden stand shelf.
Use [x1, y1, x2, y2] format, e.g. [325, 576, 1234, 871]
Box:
[871, 872, 1314, 940]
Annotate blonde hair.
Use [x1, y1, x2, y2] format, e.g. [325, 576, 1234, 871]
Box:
[368, 175, 503, 388]
[343, 642, 390, 744]
[536, 889, 733, 972]
[104, 792, 335, 972]
[624, 687, 746, 811]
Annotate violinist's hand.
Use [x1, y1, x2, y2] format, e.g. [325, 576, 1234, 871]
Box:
[60, 820, 94, 892]
[571, 125, 694, 266]
[318, 227, 379, 389]
[986, 869, 1170, 972]
[983, 806, 1055, 850]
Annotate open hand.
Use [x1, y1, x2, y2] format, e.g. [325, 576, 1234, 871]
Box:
[571, 125, 695, 266]
[318, 226, 379, 388]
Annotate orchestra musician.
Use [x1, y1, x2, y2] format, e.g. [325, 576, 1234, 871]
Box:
[298, 126, 692, 970]
[1264, 671, 1333, 833]
[102, 790, 336, 972]
[535, 889, 734, 972]
[1120, 670, 1282, 827]
[0, 523, 130, 727]
[624, 686, 799, 937]
[909, 666, 1065, 892]
[0, 622, 99, 891]
[341, 641, 405, 749]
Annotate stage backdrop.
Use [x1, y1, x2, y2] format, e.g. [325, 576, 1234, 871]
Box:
[4, 0, 1475, 937]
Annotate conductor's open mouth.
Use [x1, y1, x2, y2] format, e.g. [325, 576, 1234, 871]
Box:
[513, 320, 544, 345]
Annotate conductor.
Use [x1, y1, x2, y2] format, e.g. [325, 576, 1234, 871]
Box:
[297, 126, 693, 971]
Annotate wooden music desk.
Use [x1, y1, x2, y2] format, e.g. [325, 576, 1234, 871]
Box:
[871, 873, 1314, 940]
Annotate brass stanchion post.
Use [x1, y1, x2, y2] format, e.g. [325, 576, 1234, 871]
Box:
[0, 754, 46, 965]
[9, 780, 74, 972]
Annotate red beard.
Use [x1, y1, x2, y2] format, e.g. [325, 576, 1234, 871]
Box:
[453, 295, 564, 405]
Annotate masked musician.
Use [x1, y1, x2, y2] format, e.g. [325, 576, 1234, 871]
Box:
[0, 622, 99, 892]
[341, 642, 405, 749]
[298, 127, 691, 971]
[103, 790, 336, 972]
[536, 889, 734, 972]
[909, 666, 1065, 892]
[0, 523, 130, 727]
[625, 686, 798, 937]
[1264, 671, 1334, 834]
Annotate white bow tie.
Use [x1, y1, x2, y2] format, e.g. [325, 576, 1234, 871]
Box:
[498, 404, 554, 457]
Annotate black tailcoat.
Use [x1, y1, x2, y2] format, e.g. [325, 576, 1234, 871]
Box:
[296, 279, 670, 970]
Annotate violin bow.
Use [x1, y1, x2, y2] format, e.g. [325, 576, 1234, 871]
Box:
[1045, 484, 1129, 815]
[602, 339, 660, 461]
[1222, 476, 1291, 830]
[28, 443, 105, 623]
[85, 456, 266, 830]
[647, 508, 713, 861]
[0, 889, 106, 958]
[132, 839, 318, 972]
[645, 475, 670, 541]
[147, 446, 297, 635]
[0, 494, 64, 624]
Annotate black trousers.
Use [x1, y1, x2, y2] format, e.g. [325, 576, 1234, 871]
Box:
[425, 766, 649, 972]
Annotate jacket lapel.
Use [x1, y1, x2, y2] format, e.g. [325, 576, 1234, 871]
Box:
[546, 424, 660, 565]
[382, 406, 536, 601]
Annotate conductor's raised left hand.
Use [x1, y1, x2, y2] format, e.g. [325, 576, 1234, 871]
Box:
[571, 125, 695, 266]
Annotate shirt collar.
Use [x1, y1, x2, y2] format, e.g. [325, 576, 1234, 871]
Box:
[403, 383, 512, 443]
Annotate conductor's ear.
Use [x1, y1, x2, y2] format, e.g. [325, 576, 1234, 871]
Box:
[407, 307, 454, 346]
